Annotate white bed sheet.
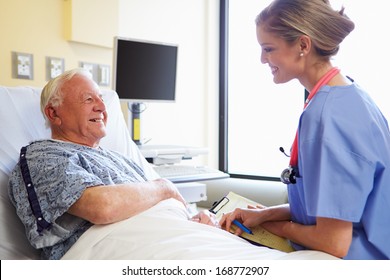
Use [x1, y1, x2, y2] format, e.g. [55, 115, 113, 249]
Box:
[62, 199, 338, 260]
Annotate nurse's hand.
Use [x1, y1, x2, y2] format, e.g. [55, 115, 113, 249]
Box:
[219, 206, 267, 236]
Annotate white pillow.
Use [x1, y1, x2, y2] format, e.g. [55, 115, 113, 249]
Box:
[0, 86, 158, 259]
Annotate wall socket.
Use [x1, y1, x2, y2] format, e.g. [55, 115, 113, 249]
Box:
[98, 64, 110, 86]
[46, 56, 64, 80]
[12, 52, 34, 80]
[80, 62, 110, 86]
[80, 61, 97, 82]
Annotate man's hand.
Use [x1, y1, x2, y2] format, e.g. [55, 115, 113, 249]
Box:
[191, 210, 220, 228]
[153, 178, 187, 207]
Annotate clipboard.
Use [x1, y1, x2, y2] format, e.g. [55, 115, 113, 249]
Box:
[209, 192, 295, 253]
[210, 196, 230, 215]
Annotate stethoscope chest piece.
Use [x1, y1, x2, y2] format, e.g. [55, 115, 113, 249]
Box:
[280, 167, 297, 184]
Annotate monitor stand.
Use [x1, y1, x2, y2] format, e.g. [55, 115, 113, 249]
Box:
[129, 102, 143, 145]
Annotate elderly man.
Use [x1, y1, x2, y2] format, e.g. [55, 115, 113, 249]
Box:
[8, 68, 190, 259]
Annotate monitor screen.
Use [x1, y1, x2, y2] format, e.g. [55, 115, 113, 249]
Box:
[113, 37, 178, 103]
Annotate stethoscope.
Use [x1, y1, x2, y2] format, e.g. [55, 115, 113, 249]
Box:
[279, 147, 298, 184]
[280, 67, 341, 185]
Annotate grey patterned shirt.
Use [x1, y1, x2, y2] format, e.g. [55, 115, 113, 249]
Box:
[8, 140, 147, 260]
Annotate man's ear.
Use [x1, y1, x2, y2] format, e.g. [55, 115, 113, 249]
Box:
[45, 105, 61, 125]
[299, 35, 312, 55]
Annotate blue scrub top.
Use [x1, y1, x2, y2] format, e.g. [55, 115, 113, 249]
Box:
[288, 83, 390, 259]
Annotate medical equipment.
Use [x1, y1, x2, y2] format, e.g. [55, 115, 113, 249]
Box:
[280, 67, 340, 184]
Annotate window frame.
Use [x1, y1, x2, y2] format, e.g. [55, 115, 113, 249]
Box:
[218, 0, 280, 182]
[218, 0, 306, 182]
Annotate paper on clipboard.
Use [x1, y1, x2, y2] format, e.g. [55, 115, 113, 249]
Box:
[210, 192, 295, 253]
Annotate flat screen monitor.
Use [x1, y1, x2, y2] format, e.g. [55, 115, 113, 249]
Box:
[113, 37, 178, 103]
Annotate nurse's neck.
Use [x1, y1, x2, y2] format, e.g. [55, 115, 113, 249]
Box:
[301, 64, 350, 92]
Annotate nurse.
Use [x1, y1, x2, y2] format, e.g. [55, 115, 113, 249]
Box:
[220, 0, 390, 259]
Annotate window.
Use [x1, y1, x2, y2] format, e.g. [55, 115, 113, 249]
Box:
[220, 0, 389, 180]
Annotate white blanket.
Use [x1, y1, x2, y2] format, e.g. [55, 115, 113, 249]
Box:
[62, 199, 338, 260]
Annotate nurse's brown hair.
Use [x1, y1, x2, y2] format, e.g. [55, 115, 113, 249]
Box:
[255, 0, 355, 59]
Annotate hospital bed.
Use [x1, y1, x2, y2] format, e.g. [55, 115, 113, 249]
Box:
[0, 86, 337, 260]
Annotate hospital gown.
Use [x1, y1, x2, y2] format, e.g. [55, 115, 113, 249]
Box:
[288, 83, 390, 259]
[8, 140, 148, 259]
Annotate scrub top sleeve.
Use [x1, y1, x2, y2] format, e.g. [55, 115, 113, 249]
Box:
[301, 138, 375, 222]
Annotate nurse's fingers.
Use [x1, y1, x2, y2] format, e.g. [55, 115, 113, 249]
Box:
[219, 209, 243, 233]
[219, 212, 234, 232]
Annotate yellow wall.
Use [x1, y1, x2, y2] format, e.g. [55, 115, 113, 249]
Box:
[0, 0, 114, 88]
[64, 0, 118, 48]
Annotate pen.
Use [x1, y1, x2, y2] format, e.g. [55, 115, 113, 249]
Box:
[232, 220, 253, 235]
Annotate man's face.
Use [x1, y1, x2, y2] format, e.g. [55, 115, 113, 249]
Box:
[49, 74, 108, 147]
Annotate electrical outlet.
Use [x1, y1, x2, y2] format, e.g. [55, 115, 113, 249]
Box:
[46, 57, 64, 80]
[98, 64, 110, 86]
[80, 62, 94, 75]
[12, 52, 34, 80]
[79, 62, 98, 83]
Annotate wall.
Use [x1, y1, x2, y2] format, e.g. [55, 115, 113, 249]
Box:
[118, 0, 219, 167]
[0, 0, 219, 167]
[0, 0, 113, 87]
